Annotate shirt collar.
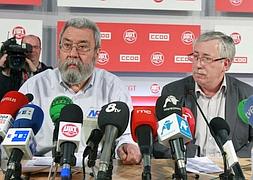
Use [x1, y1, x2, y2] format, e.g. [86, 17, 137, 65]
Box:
[57, 68, 95, 93]
[195, 75, 227, 97]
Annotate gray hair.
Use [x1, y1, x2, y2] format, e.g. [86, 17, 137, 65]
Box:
[194, 31, 235, 60]
[59, 17, 101, 49]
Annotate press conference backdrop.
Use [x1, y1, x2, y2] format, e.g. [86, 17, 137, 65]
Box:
[216, 0, 253, 13]
[0, 0, 41, 6]
[57, 0, 202, 11]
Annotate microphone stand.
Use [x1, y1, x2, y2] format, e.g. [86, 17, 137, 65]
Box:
[188, 91, 234, 179]
[142, 154, 151, 180]
[170, 138, 187, 180]
[105, 144, 116, 180]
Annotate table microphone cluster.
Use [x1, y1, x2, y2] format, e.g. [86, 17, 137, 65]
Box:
[1, 90, 248, 180]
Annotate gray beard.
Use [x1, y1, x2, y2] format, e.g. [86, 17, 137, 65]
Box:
[59, 59, 95, 85]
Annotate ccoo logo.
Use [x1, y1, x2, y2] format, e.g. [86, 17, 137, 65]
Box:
[230, 32, 241, 45]
[12, 26, 26, 39]
[123, 29, 137, 44]
[181, 31, 195, 45]
[150, 52, 164, 66]
[98, 50, 109, 65]
[62, 124, 79, 137]
[230, 0, 243, 6]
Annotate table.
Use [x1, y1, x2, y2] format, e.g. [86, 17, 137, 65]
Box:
[0, 158, 251, 180]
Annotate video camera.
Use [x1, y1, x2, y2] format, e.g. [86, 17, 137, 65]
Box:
[0, 37, 32, 70]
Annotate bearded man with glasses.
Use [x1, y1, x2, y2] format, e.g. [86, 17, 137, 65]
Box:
[154, 31, 253, 159]
[19, 17, 141, 165]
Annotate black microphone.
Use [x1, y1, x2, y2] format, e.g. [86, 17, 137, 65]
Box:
[97, 101, 129, 180]
[155, 95, 190, 180]
[186, 84, 235, 179]
[57, 104, 83, 180]
[210, 117, 245, 179]
[83, 128, 103, 167]
[25, 93, 34, 102]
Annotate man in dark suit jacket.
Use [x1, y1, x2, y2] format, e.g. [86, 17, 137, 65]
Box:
[154, 31, 253, 158]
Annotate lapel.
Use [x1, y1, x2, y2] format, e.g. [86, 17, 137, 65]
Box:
[225, 76, 237, 139]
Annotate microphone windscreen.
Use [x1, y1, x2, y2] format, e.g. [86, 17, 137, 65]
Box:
[13, 104, 44, 135]
[155, 95, 182, 120]
[244, 95, 253, 126]
[182, 107, 196, 136]
[131, 106, 158, 142]
[237, 99, 249, 124]
[0, 91, 29, 116]
[50, 96, 73, 123]
[26, 93, 34, 102]
[98, 101, 129, 137]
[86, 129, 103, 145]
[210, 117, 230, 145]
[59, 104, 83, 124]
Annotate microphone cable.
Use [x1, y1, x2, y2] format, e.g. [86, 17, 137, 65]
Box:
[186, 88, 232, 178]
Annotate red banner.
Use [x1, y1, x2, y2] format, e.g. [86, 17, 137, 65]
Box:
[216, 0, 253, 12]
[58, 21, 200, 73]
[0, 0, 41, 6]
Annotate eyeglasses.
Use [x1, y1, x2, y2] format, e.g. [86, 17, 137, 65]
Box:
[60, 40, 94, 54]
[188, 53, 227, 64]
[32, 45, 41, 50]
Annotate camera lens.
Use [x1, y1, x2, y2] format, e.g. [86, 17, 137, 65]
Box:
[7, 54, 26, 70]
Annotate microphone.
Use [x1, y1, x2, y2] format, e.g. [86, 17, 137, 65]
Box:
[131, 106, 158, 180]
[243, 95, 253, 125]
[25, 93, 34, 102]
[186, 84, 237, 179]
[97, 101, 130, 180]
[181, 107, 196, 137]
[2, 104, 44, 180]
[49, 96, 73, 160]
[210, 117, 245, 179]
[156, 95, 192, 179]
[237, 99, 249, 124]
[0, 91, 30, 142]
[83, 128, 103, 167]
[57, 104, 83, 180]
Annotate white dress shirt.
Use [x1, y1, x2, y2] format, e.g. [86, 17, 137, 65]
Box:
[19, 67, 135, 156]
[194, 77, 226, 157]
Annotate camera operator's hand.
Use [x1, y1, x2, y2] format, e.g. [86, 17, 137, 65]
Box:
[0, 54, 8, 68]
[25, 58, 37, 73]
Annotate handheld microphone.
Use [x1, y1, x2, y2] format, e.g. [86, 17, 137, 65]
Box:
[210, 117, 245, 179]
[83, 128, 103, 167]
[131, 106, 158, 180]
[2, 104, 44, 180]
[181, 107, 196, 137]
[0, 91, 30, 142]
[237, 99, 249, 124]
[186, 84, 238, 179]
[97, 101, 130, 180]
[156, 95, 192, 179]
[57, 104, 83, 180]
[49, 96, 73, 160]
[25, 93, 34, 102]
[243, 95, 253, 125]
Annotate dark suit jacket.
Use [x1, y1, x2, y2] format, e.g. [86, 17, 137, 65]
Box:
[155, 75, 253, 158]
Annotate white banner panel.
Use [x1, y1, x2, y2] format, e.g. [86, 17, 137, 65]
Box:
[215, 25, 253, 73]
[0, 19, 43, 61]
[57, 0, 201, 11]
